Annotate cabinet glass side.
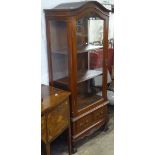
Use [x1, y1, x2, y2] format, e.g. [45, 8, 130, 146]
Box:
[50, 20, 69, 88]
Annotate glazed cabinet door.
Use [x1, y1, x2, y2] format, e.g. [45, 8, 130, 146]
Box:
[75, 12, 106, 113]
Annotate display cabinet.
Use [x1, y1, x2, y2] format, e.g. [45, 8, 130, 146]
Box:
[44, 1, 110, 153]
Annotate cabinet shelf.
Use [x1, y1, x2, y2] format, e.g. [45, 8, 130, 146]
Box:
[52, 44, 103, 55]
[77, 44, 103, 53]
[55, 69, 103, 85]
[77, 94, 103, 110]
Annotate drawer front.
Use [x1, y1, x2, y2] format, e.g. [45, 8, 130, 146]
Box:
[41, 115, 47, 143]
[47, 100, 69, 141]
[73, 105, 107, 135]
[74, 114, 92, 134]
[93, 105, 107, 123]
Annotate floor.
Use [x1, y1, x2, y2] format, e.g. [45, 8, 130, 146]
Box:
[42, 105, 114, 155]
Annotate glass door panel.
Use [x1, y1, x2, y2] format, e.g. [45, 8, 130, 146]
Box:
[76, 13, 104, 111]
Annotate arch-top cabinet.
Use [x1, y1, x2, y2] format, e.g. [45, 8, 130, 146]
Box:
[44, 1, 110, 153]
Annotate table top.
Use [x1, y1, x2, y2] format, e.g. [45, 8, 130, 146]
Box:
[41, 85, 70, 114]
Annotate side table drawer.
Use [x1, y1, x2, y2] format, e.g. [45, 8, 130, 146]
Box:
[47, 100, 69, 141]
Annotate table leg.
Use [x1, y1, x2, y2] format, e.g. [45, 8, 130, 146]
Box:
[46, 142, 51, 155]
[68, 127, 72, 155]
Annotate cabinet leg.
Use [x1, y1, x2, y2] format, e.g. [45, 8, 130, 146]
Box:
[71, 143, 77, 154]
[45, 143, 51, 155]
[101, 122, 109, 132]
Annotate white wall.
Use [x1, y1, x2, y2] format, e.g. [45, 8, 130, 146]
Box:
[109, 12, 114, 39]
[41, 0, 114, 84]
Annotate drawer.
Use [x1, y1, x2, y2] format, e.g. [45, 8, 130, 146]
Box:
[41, 115, 47, 143]
[73, 105, 107, 135]
[47, 100, 69, 141]
[93, 105, 107, 123]
[73, 114, 92, 134]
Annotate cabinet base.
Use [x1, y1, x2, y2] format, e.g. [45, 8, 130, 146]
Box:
[71, 144, 77, 154]
[100, 122, 109, 132]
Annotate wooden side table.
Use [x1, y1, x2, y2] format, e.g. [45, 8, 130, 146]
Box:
[41, 85, 72, 155]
